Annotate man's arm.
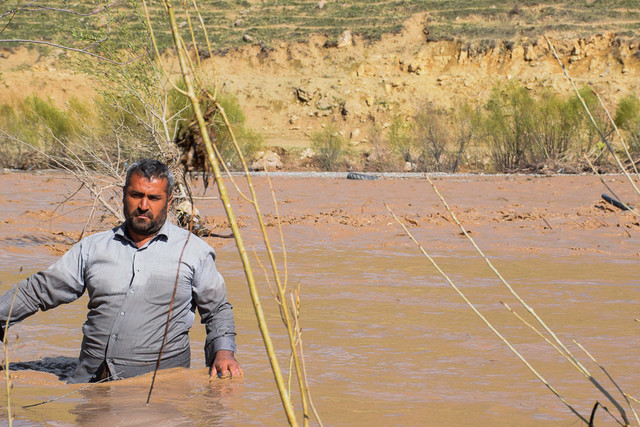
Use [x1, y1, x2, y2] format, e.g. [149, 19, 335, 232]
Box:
[0, 242, 86, 339]
[191, 249, 242, 378]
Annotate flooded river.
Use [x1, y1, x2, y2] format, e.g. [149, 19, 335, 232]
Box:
[0, 171, 638, 425]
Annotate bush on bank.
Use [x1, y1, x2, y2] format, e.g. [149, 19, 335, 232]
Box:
[310, 125, 349, 171]
[0, 91, 262, 171]
[373, 82, 635, 173]
[1, 82, 638, 174]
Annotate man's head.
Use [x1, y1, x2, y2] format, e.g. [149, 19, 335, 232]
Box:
[123, 159, 174, 241]
[124, 159, 174, 195]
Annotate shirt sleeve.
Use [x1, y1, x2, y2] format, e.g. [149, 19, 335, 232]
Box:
[0, 241, 86, 340]
[191, 247, 236, 366]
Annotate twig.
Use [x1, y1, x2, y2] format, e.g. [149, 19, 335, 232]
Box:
[574, 341, 640, 426]
[190, 0, 219, 97]
[147, 227, 192, 404]
[583, 154, 639, 218]
[0, 0, 31, 38]
[424, 173, 630, 425]
[0, 39, 146, 65]
[500, 302, 581, 372]
[19, 1, 125, 17]
[546, 37, 640, 200]
[592, 90, 640, 177]
[22, 371, 122, 408]
[265, 167, 289, 292]
[157, 1, 299, 424]
[252, 246, 277, 299]
[0, 130, 125, 222]
[290, 289, 323, 426]
[384, 202, 588, 424]
[589, 402, 600, 427]
[2, 286, 20, 427]
[212, 90, 312, 425]
[53, 183, 86, 215]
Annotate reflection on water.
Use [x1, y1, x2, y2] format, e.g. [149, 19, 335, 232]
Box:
[0, 173, 638, 426]
[7, 357, 77, 381]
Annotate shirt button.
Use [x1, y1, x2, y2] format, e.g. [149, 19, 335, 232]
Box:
[120, 312, 125, 316]
[112, 334, 117, 340]
[129, 289, 135, 294]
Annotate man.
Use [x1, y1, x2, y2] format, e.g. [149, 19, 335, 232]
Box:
[0, 159, 242, 383]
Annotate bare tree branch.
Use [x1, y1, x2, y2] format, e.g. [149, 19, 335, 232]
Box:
[19, 0, 125, 17]
[0, 38, 147, 65]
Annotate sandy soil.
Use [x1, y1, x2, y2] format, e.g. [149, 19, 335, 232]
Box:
[0, 170, 638, 425]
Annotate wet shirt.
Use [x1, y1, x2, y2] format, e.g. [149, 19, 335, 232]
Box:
[0, 221, 236, 383]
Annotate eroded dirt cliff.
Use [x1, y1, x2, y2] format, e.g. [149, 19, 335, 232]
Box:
[0, 13, 638, 153]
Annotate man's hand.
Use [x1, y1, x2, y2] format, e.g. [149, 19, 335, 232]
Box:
[210, 349, 243, 379]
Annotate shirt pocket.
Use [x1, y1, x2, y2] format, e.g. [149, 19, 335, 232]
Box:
[142, 273, 192, 306]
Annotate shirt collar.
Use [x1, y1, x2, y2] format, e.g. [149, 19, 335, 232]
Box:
[115, 220, 171, 247]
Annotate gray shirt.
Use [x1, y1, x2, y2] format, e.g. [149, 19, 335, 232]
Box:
[0, 221, 236, 383]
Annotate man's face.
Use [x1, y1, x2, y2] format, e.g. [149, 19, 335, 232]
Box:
[123, 172, 172, 238]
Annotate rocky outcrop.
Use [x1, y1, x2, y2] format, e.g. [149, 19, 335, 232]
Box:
[249, 151, 283, 171]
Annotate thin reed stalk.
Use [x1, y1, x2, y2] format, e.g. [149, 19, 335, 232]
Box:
[141, 2, 320, 424]
[591, 90, 640, 177]
[183, 4, 312, 421]
[146, 230, 191, 404]
[500, 303, 624, 425]
[574, 341, 640, 425]
[545, 37, 640, 201]
[2, 287, 19, 427]
[583, 154, 639, 216]
[212, 95, 312, 426]
[384, 202, 588, 424]
[146, 1, 303, 424]
[22, 373, 119, 409]
[289, 288, 323, 426]
[423, 174, 630, 425]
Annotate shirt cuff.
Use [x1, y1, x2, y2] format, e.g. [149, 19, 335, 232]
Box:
[204, 335, 237, 366]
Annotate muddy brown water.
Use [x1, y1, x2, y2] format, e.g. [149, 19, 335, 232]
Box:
[0, 171, 638, 426]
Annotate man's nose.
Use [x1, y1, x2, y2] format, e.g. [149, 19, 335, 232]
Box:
[139, 197, 150, 210]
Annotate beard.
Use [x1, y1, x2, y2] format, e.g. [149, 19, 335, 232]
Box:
[123, 200, 168, 237]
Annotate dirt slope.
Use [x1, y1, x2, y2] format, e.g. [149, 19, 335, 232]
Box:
[0, 13, 639, 152]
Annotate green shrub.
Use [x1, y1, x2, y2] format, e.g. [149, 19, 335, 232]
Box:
[364, 124, 399, 172]
[614, 94, 640, 152]
[483, 82, 535, 171]
[215, 93, 264, 167]
[0, 96, 78, 168]
[478, 82, 591, 171]
[23, 95, 73, 142]
[412, 103, 453, 172]
[387, 114, 413, 163]
[310, 126, 348, 171]
[450, 103, 478, 172]
[529, 90, 583, 164]
[566, 87, 615, 158]
[615, 94, 640, 129]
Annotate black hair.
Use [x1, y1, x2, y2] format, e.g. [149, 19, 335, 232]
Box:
[124, 159, 175, 195]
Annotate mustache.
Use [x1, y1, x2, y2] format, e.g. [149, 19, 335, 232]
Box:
[131, 209, 153, 219]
